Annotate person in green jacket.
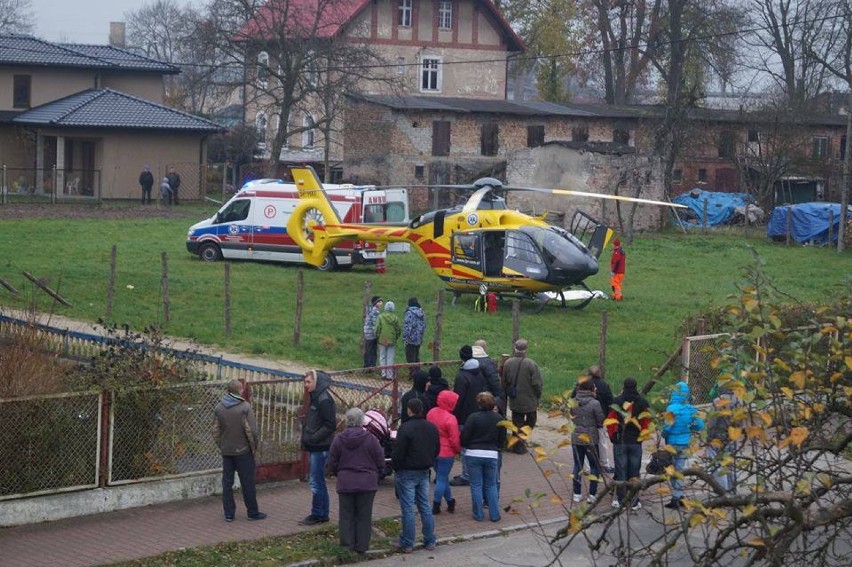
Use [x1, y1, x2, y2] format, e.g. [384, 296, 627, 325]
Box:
[376, 301, 402, 380]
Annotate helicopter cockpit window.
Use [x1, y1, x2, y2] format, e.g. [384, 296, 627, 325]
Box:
[218, 199, 251, 223]
[504, 230, 544, 277]
[451, 233, 481, 270]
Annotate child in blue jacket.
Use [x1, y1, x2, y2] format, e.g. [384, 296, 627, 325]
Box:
[662, 381, 704, 508]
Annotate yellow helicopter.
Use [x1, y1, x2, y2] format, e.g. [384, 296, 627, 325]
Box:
[286, 166, 685, 309]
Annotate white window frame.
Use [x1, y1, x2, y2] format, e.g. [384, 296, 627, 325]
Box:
[399, 0, 412, 27]
[420, 57, 442, 92]
[256, 51, 269, 88]
[438, 1, 453, 29]
[256, 111, 268, 148]
[302, 113, 315, 148]
[812, 136, 829, 159]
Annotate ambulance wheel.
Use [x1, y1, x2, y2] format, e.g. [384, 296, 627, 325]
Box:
[317, 254, 337, 272]
[199, 243, 222, 262]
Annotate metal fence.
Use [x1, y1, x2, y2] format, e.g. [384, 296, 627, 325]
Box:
[681, 326, 834, 404]
[0, 166, 102, 203]
[0, 315, 464, 500]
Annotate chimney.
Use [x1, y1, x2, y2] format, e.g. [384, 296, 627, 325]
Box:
[109, 22, 126, 48]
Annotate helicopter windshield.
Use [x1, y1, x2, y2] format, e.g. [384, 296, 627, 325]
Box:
[518, 225, 597, 282]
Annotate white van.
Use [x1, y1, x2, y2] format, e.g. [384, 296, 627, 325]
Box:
[186, 179, 409, 271]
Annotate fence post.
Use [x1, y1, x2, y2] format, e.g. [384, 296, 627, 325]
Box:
[744, 202, 750, 236]
[432, 290, 443, 361]
[98, 389, 112, 488]
[1, 164, 6, 205]
[512, 299, 521, 343]
[51, 165, 57, 204]
[106, 244, 116, 319]
[224, 262, 232, 337]
[702, 199, 708, 234]
[161, 252, 170, 325]
[293, 269, 304, 345]
[598, 309, 608, 378]
[828, 209, 834, 244]
[361, 281, 372, 358]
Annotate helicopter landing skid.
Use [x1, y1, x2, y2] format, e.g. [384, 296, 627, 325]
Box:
[533, 284, 602, 313]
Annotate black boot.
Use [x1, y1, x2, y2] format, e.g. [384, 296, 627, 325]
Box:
[432, 501, 441, 515]
[446, 498, 456, 513]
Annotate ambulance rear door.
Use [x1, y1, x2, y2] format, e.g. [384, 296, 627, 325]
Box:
[363, 188, 410, 253]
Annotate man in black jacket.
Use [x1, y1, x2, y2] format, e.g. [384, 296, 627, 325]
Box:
[472, 339, 504, 415]
[391, 398, 439, 553]
[606, 377, 650, 510]
[299, 370, 337, 526]
[451, 345, 488, 486]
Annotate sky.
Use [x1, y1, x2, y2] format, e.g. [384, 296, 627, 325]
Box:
[29, 0, 196, 43]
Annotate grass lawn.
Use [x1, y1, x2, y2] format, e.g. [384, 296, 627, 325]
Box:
[1, 205, 849, 397]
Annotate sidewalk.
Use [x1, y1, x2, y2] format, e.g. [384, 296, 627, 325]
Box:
[0, 444, 582, 567]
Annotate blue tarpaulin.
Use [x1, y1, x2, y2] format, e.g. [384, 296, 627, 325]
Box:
[672, 190, 756, 228]
[766, 202, 850, 244]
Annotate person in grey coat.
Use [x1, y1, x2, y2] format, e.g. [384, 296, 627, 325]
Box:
[571, 379, 604, 504]
[214, 379, 266, 521]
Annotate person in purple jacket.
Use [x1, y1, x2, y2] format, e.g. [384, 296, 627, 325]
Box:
[328, 407, 386, 554]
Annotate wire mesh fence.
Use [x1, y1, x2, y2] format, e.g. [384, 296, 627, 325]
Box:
[682, 333, 732, 404]
[0, 391, 100, 499]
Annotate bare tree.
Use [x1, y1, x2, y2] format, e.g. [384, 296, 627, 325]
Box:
[741, 0, 836, 108]
[202, 0, 399, 176]
[801, 0, 851, 250]
[0, 0, 34, 34]
[541, 263, 852, 566]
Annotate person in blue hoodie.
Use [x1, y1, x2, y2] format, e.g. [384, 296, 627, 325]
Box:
[662, 380, 705, 509]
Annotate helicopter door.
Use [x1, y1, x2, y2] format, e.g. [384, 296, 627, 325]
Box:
[569, 211, 611, 259]
[450, 232, 483, 275]
[503, 230, 546, 279]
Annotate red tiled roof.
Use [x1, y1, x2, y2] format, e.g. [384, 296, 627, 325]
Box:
[237, 0, 525, 51]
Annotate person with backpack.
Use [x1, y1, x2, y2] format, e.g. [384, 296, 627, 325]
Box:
[662, 380, 705, 509]
[606, 377, 650, 511]
[705, 382, 742, 494]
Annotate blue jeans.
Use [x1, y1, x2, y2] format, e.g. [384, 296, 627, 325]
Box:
[395, 469, 436, 549]
[613, 443, 643, 504]
[670, 445, 688, 499]
[309, 450, 330, 518]
[222, 452, 259, 519]
[572, 444, 600, 497]
[433, 457, 454, 505]
[465, 455, 499, 521]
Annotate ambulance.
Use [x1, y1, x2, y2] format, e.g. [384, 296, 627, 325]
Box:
[186, 179, 409, 270]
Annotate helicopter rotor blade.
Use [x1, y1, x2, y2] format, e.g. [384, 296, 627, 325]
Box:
[501, 185, 688, 209]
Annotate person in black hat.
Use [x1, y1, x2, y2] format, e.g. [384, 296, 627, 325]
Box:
[363, 296, 383, 368]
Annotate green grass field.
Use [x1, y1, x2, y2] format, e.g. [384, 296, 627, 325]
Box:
[1, 204, 849, 396]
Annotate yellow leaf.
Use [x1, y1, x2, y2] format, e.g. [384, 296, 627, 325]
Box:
[789, 426, 809, 447]
[757, 412, 773, 426]
[557, 439, 573, 449]
[578, 433, 591, 444]
[795, 479, 811, 494]
[774, 358, 791, 372]
[498, 420, 518, 433]
[543, 469, 555, 478]
[520, 425, 533, 437]
[569, 513, 581, 533]
[746, 426, 766, 442]
[742, 504, 757, 517]
[550, 495, 563, 505]
[845, 356, 852, 370]
[604, 417, 619, 427]
[689, 513, 705, 527]
[780, 387, 795, 399]
[789, 371, 807, 389]
[506, 436, 518, 448]
[728, 427, 743, 442]
[748, 538, 765, 548]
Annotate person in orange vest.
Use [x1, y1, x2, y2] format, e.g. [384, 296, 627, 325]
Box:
[610, 238, 626, 301]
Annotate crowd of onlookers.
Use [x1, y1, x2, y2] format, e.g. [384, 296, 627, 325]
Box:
[211, 294, 739, 555]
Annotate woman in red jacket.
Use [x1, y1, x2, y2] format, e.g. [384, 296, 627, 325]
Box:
[426, 389, 461, 514]
[610, 238, 626, 301]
